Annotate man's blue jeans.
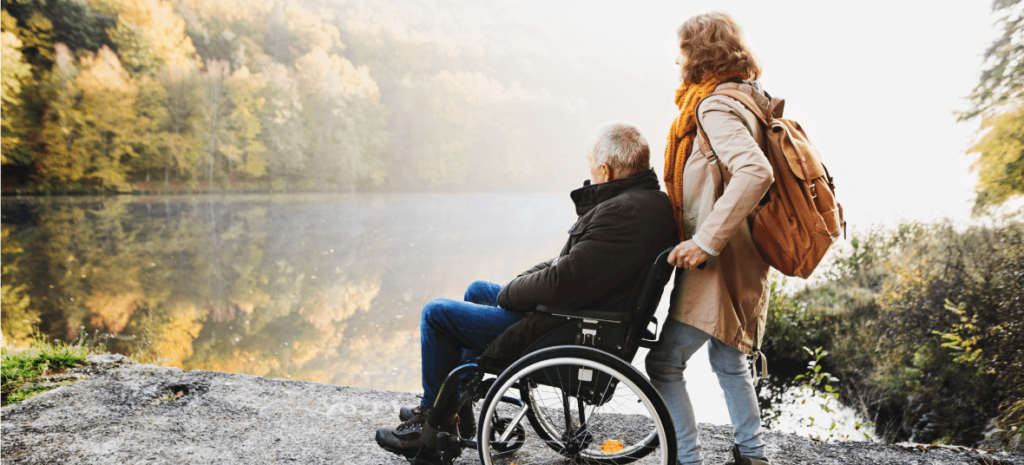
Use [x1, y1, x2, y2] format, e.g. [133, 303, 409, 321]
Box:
[420, 281, 526, 409]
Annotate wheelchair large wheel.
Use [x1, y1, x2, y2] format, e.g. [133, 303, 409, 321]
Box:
[478, 345, 675, 465]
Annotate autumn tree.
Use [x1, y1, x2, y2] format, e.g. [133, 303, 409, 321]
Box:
[156, 62, 200, 184]
[4, 9, 53, 71]
[962, 0, 1024, 212]
[1, 11, 33, 163]
[37, 45, 148, 189]
[283, 3, 342, 58]
[100, 0, 199, 76]
[191, 59, 232, 186]
[75, 46, 151, 189]
[36, 44, 85, 183]
[294, 49, 386, 190]
[172, 0, 272, 69]
[3, 0, 110, 54]
[257, 58, 306, 189]
[224, 66, 267, 179]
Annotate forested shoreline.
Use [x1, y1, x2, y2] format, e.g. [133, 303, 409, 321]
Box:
[1, 0, 603, 194]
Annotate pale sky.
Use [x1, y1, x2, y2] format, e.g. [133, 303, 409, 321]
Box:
[503, 0, 998, 230]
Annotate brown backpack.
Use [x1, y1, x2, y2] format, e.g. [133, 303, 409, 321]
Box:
[695, 86, 844, 279]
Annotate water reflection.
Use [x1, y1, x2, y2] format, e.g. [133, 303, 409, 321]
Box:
[1, 194, 574, 390]
[1, 193, 869, 438]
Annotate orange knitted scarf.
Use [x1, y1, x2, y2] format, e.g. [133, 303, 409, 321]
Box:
[663, 72, 745, 240]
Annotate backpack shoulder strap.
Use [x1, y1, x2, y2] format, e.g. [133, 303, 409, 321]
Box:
[694, 87, 774, 198]
[695, 96, 725, 198]
[711, 88, 770, 127]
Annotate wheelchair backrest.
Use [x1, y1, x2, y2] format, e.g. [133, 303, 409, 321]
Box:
[622, 247, 675, 348]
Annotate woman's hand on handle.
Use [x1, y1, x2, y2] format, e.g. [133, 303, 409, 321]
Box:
[668, 240, 710, 270]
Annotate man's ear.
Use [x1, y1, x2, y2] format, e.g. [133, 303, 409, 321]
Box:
[599, 164, 614, 182]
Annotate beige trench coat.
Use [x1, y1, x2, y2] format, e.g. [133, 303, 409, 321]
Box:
[669, 82, 774, 355]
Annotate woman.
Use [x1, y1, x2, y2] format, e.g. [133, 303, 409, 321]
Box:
[645, 12, 774, 465]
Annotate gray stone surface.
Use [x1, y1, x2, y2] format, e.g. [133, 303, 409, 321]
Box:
[84, 354, 127, 365]
[2, 362, 1022, 465]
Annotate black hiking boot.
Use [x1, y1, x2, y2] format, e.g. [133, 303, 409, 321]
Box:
[722, 444, 772, 465]
[376, 406, 432, 457]
[400, 402, 476, 439]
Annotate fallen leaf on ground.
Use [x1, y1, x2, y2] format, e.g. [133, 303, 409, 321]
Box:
[600, 440, 624, 453]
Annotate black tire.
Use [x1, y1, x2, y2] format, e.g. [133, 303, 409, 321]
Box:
[478, 345, 676, 465]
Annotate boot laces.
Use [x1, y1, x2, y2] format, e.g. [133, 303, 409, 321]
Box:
[397, 406, 428, 432]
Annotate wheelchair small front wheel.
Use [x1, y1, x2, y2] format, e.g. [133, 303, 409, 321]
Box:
[478, 346, 676, 465]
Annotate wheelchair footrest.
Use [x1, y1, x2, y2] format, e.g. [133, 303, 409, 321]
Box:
[417, 423, 465, 465]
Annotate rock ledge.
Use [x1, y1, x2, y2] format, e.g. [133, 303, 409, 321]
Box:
[1, 362, 1021, 464]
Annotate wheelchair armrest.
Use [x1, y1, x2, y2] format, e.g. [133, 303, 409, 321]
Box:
[534, 305, 632, 323]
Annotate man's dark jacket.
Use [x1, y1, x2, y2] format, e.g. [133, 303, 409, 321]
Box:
[485, 168, 677, 360]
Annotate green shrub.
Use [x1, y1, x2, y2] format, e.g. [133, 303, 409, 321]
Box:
[765, 216, 1024, 450]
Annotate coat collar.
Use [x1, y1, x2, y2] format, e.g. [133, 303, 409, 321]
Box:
[716, 80, 770, 108]
[570, 168, 661, 216]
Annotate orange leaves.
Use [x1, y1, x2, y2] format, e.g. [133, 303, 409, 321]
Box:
[600, 440, 624, 453]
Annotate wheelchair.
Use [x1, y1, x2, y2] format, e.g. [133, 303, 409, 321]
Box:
[412, 247, 678, 465]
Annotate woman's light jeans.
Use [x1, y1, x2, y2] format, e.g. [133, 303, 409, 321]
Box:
[645, 318, 766, 464]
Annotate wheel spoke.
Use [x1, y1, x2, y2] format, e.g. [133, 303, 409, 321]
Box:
[498, 404, 529, 443]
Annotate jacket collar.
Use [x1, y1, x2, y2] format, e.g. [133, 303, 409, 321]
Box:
[570, 168, 661, 216]
[717, 80, 770, 108]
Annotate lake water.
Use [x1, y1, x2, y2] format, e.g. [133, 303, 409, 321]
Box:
[0, 193, 871, 441]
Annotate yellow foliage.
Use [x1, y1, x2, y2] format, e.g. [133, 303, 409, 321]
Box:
[0, 282, 36, 344]
[84, 291, 143, 334]
[37, 45, 151, 189]
[193, 349, 273, 377]
[238, 152, 267, 178]
[93, 0, 199, 74]
[1, 11, 33, 162]
[19, 11, 54, 66]
[295, 50, 379, 99]
[301, 280, 380, 332]
[1, 225, 23, 262]
[284, 3, 343, 55]
[968, 104, 1024, 211]
[225, 66, 268, 178]
[77, 46, 136, 94]
[148, 302, 203, 367]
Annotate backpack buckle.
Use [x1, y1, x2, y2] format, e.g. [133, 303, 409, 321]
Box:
[808, 182, 818, 199]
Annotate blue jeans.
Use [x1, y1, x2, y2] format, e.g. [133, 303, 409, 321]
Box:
[420, 281, 526, 409]
[645, 319, 766, 464]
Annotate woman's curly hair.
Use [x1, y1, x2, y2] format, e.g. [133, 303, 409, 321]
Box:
[678, 12, 761, 84]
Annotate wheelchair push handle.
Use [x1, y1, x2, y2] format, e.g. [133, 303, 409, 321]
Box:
[662, 245, 712, 270]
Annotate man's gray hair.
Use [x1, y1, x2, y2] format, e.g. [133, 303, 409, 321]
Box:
[588, 121, 650, 178]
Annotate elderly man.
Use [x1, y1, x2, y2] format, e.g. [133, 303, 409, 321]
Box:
[375, 121, 677, 455]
